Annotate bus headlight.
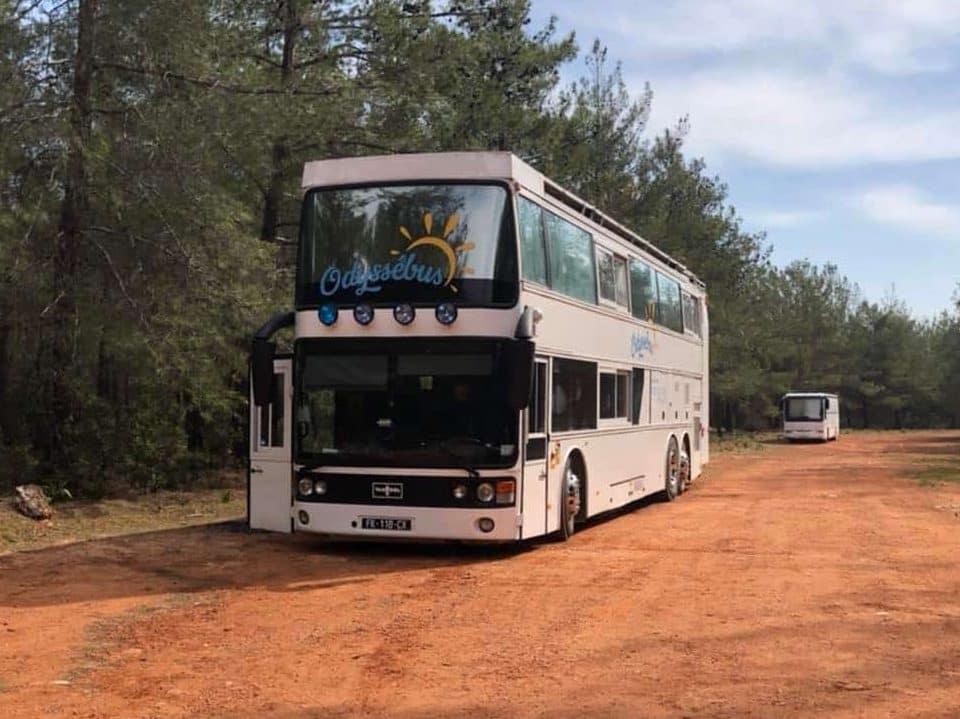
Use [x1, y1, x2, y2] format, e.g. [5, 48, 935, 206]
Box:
[297, 478, 314, 496]
[393, 303, 416, 325]
[476, 482, 494, 502]
[353, 304, 374, 326]
[314, 479, 327, 496]
[435, 302, 458, 325]
[318, 303, 338, 326]
[452, 484, 467, 499]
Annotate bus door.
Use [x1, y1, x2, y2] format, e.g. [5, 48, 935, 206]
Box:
[248, 357, 293, 533]
[521, 358, 549, 539]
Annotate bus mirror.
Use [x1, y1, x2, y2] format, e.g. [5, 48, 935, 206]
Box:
[251, 339, 276, 407]
[505, 339, 535, 410]
[515, 306, 543, 339]
[824, 398, 830, 410]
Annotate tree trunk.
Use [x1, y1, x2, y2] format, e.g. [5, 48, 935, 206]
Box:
[259, 0, 298, 244]
[0, 322, 10, 442]
[48, 0, 97, 465]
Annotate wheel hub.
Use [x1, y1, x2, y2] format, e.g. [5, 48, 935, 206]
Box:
[565, 471, 581, 519]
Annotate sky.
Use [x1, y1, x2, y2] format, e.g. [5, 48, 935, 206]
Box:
[531, 0, 960, 318]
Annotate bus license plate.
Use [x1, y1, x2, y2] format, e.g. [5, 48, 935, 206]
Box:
[360, 517, 412, 531]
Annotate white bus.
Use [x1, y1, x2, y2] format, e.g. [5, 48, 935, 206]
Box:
[781, 392, 840, 442]
[248, 152, 709, 542]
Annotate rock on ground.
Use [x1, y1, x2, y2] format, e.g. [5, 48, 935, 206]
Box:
[13, 484, 53, 520]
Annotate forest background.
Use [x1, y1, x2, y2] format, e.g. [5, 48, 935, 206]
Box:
[2, 0, 958, 497]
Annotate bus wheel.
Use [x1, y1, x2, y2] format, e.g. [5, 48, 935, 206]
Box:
[559, 462, 581, 541]
[664, 437, 681, 502]
[678, 444, 691, 493]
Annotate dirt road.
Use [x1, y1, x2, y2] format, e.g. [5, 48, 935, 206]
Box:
[2, 432, 959, 718]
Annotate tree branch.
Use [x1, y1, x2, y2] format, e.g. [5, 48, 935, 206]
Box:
[93, 61, 342, 98]
[87, 233, 157, 337]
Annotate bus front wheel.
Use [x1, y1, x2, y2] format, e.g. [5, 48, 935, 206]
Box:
[664, 437, 681, 502]
[559, 462, 581, 541]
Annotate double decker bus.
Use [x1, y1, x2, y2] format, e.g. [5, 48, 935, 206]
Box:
[248, 152, 709, 542]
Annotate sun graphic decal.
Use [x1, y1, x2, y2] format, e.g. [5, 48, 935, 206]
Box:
[392, 212, 475, 293]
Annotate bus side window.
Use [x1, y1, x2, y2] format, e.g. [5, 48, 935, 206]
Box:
[552, 358, 597, 432]
[631, 368, 645, 425]
[270, 372, 285, 447]
[526, 362, 547, 460]
[656, 272, 683, 333]
[682, 292, 702, 337]
[629, 260, 657, 322]
[518, 197, 548, 286]
[544, 211, 596, 304]
[258, 372, 285, 448]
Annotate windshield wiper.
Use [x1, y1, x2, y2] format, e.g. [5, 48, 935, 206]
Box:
[460, 465, 480, 479]
[437, 439, 484, 478]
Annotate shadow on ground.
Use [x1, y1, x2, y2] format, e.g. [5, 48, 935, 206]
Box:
[0, 521, 529, 608]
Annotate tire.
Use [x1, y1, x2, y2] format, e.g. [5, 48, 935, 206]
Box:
[678, 444, 691, 493]
[663, 436, 681, 502]
[558, 460, 582, 541]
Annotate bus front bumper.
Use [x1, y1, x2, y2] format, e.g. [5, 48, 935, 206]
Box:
[291, 502, 520, 542]
[784, 426, 828, 440]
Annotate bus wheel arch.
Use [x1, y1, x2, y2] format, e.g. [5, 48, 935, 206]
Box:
[558, 448, 588, 540]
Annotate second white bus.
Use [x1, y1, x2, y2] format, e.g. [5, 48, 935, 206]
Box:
[781, 392, 840, 442]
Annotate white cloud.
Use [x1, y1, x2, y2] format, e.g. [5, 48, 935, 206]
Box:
[747, 209, 821, 229]
[643, 69, 960, 168]
[586, 0, 960, 76]
[856, 185, 960, 237]
[539, 0, 960, 169]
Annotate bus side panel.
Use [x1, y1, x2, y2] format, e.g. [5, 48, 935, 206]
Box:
[582, 428, 673, 513]
[547, 427, 684, 526]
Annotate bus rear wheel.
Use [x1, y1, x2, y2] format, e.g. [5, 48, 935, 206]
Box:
[678, 443, 691, 493]
[664, 437, 681, 502]
[559, 461, 581, 541]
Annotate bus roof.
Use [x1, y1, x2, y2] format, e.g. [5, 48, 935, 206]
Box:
[782, 392, 839, 398]
[302, 151, 705, 289]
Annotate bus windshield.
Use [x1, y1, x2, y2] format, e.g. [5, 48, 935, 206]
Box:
[295, 340, 519, 468]
[297, 183, 517, 307]
[784, 397, 824, 422]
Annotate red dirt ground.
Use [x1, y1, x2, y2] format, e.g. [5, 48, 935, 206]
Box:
[2, 431, 959, 718]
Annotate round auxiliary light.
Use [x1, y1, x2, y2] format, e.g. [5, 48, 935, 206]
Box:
[353, 304, 374, 326]
[435, 302, 458, 325]
[477, 517, 495, 533]
[393, 303, 416, 326]
[298, 510, 310, 525]
[318, 303, 338, 326]
[452, 484, 467, 500]
[313, 479, 327, 496]
[476, 482, 495, 503]
[297, 478, 314, 496]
